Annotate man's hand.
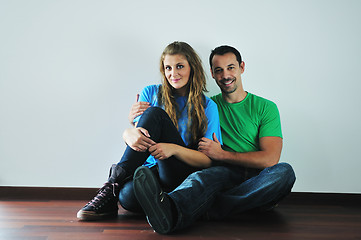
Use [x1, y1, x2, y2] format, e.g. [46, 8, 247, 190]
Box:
[149, 143, 177, 160]
[198, 133, 224, 160]
[128, 94, 150, 125]
[123, 127, 156, 152]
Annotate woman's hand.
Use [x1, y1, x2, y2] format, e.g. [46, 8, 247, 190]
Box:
[128, 94, 150, 125]
[123, 127, 156, 152]
[148, 142, 212, 168]
[149, 143, 177, 160]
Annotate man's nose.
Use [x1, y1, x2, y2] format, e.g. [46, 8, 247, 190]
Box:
[225, 69, 236, 79]
[222, 70, 230, 79]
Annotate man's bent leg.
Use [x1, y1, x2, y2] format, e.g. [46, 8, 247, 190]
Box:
[168, 166, 236, 231]
[206, 162, 296, 220]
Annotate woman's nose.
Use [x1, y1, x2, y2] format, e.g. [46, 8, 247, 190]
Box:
[171, 68, 178, 76]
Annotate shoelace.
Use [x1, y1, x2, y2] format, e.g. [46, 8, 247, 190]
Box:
[88, 182, 119, 207]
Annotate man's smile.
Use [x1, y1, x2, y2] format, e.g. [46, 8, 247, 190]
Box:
[220, 78, 236, 86]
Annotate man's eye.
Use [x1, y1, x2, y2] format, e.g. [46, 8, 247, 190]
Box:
[215, 69, 222, 73]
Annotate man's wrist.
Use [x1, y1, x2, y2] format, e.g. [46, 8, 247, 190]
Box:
[217, 148, 227, 162]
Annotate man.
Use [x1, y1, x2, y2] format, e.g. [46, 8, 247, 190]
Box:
[130, 45, 296, 234]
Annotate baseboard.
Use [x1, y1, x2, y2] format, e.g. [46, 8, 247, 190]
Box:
[282, 192, 361, 207]
[0, 186, 98, 201]
[0, 186, 360, 206]
[281, 192, 361, 206]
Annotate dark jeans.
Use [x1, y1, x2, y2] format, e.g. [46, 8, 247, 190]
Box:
[117, 107, 200, 212]
[168, 162, 296, 231]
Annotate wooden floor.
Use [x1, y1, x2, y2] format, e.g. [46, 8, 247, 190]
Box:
[1, 199, 361, 240]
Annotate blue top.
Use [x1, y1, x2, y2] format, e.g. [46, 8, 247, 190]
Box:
[134, 84, 222, 167]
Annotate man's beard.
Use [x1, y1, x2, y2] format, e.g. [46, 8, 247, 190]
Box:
[219, 78, 237, 94]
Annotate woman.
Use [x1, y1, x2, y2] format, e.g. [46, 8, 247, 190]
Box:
[77, 41, 222, 220]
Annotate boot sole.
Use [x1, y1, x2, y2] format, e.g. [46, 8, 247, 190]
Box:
[133, 166, 172, 234]
[77, 210, 118, 221]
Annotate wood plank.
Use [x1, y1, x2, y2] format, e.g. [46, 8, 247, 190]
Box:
[0, 200, 360, 240]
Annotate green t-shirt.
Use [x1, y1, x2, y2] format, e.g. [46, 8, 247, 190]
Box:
[211, 92, 282, 153]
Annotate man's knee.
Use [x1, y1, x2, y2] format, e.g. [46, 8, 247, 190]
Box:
[270, 162, 296, 190]
[278, 162, 295, 182]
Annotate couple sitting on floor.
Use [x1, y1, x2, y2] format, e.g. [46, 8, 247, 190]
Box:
[77, 41, 296, 234]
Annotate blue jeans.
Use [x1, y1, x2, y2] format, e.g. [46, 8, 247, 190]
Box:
[168, 162, 296, 231]
[117, 107, 200, 212]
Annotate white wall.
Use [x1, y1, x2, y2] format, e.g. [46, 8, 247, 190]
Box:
[1, 0, 360, 193]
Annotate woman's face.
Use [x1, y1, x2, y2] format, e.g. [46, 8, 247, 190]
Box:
[163, 54, 191, 96]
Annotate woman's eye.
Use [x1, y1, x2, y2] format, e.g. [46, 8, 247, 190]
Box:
[177, 65, 184, 69]
[165, 66, 171, 70]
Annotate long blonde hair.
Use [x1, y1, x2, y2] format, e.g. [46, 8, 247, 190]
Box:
[158, 41, 208, 147]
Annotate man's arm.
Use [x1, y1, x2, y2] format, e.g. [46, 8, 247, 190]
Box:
[128, 94, 150, 126]
[198, 133, 282, 169]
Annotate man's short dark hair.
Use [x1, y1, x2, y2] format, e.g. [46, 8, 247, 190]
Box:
[209, 45, 242, 69]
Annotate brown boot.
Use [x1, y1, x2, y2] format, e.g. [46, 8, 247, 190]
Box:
[77, 164, 127, 221]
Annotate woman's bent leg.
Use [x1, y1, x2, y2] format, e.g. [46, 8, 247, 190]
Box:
[117, 107, 188, 177]
[78, 107, 187, 220]
[124, 107, 200, 191]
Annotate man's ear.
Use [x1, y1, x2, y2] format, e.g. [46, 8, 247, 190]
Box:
[210, 67, 214, 78]
[240, 61, 245, 74]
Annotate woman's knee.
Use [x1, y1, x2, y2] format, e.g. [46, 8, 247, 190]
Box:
[142, 106, 167, 118]
[138, 107, 170, 127]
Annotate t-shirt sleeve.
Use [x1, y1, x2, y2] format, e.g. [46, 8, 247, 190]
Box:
[204, 98, 223, 144]
[259, 101, 283, 138]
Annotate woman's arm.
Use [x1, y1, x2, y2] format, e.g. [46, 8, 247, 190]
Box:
[123, 127, 156, 152]
[149, 143, 212, 168]
[123, 127, 211, 167]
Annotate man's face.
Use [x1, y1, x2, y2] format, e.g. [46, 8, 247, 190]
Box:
[211, 52, 244, 94]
